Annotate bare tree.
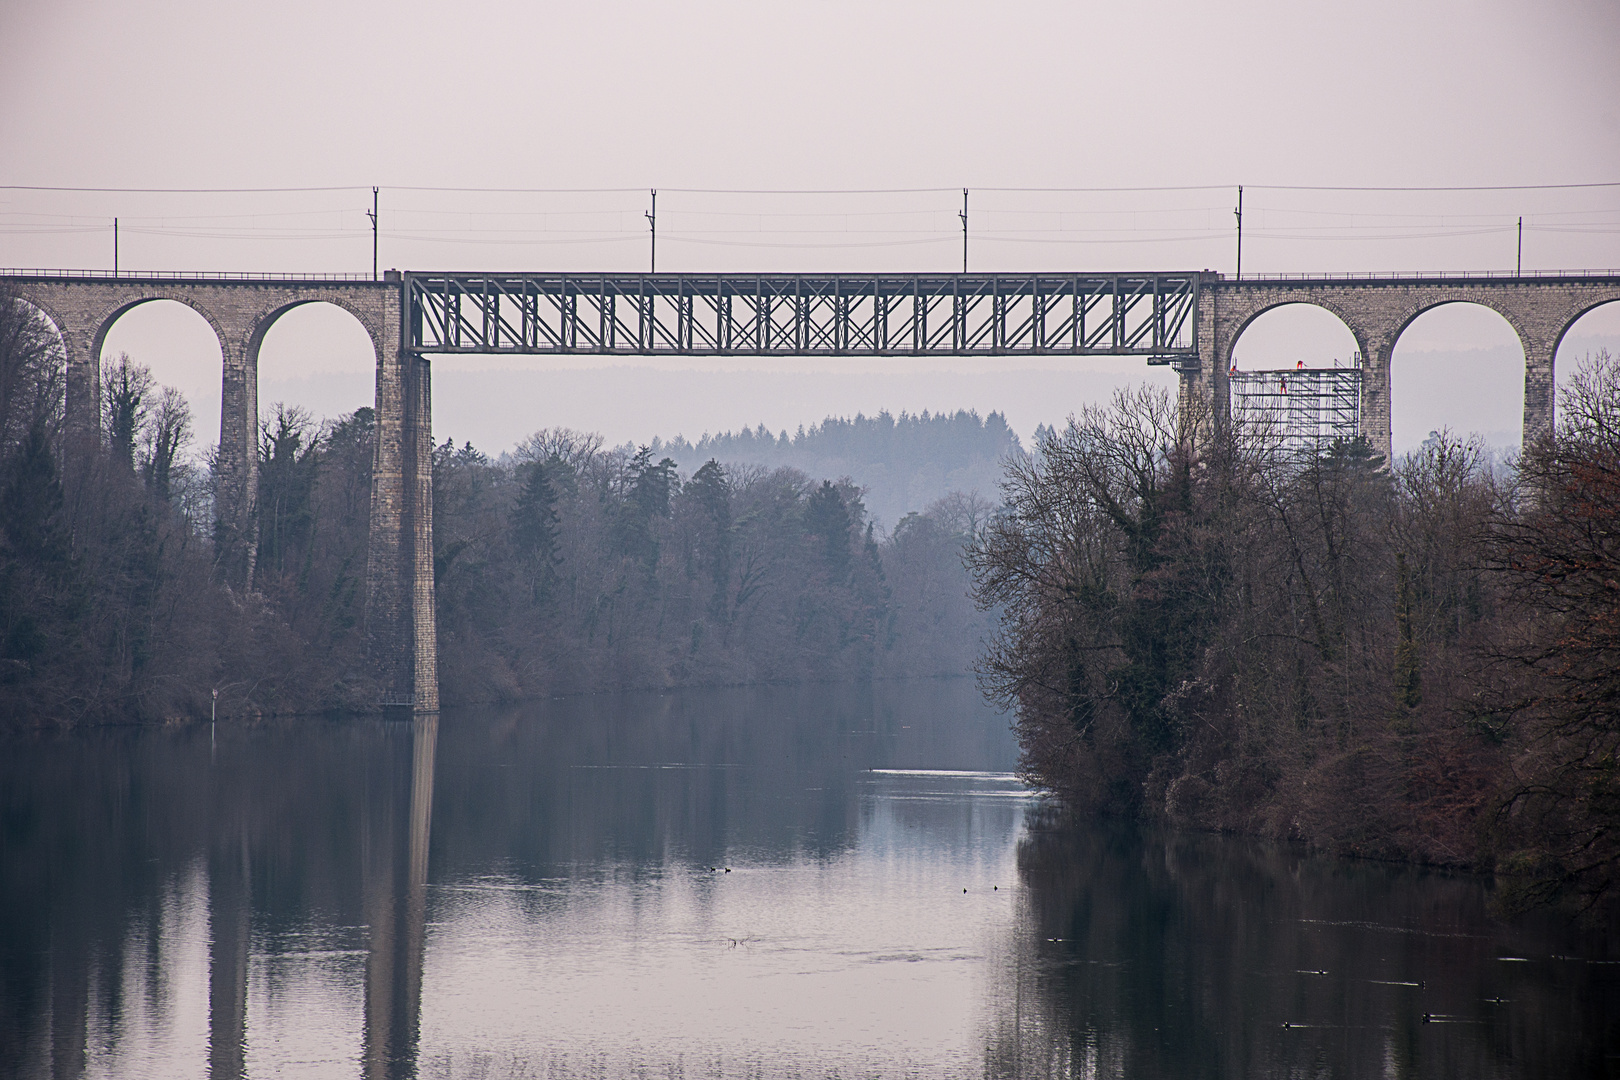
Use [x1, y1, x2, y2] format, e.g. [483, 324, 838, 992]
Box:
[1487, 349, 1620, 912]
[101, 352, 153, 472]
[141, 386, 192, 504]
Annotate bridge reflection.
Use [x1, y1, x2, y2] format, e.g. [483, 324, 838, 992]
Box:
[196, 713, 438, 1080]
[362, 713, 437, 1080]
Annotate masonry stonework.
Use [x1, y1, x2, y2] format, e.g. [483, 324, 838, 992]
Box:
[1194, 274, 1620, 461]
[7, 269, 1617, 713]
[3, 273, 436, 711]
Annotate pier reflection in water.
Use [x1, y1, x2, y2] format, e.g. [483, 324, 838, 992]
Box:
[0, 682, 1615, 1079]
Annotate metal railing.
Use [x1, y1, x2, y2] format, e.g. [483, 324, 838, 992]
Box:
[0, 267, 377, 282]
[1221, 269, 1620, 282]
[405, 272, 1202, 358]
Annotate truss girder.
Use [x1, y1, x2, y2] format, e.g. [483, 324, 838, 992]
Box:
[404, 273, 1200, 358]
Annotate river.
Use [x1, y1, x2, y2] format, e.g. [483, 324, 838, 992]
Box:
[1, 681, 1615, 1078]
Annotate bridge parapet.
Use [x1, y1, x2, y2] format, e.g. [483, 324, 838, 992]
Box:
[7, 266, 1617, 712]
[0, 272, 435, 711]
[1196, 273, 1620, 458]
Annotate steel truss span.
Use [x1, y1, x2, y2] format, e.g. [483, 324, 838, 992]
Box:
[405, 273, 1201, 359]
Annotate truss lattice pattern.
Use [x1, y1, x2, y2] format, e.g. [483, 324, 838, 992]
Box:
[405, 273, 1200, 358]
[1230, 367, 1362, 456]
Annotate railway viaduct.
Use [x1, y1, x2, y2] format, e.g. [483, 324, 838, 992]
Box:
[4, 268, 1618, 712]
[1194, 273, 1620, 454]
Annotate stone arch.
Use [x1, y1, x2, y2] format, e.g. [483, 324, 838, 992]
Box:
[5, 288, 97, 443]
[247, 294, 387, 361]
[85, 295, 233, 454]
[2, 291, 72, 373]
[91, 296, 231, 442]
[218, 295, 386, 590]
[91, 294, 229, 368]
[0, 292, 72, 460]
[4, 288, 73, 350]
[1552, 296, 1620, 372]
[1387, 295, 1534, 362]
[246, 298, 381, 494]
[1227, 299, 1367, 369]
[1386, 300, 1527, 454]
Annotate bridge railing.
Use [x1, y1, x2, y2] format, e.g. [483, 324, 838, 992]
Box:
[1222, 269, 1620, 282]
[0, 268, 376, 282]
[404, 273, 1202, 358]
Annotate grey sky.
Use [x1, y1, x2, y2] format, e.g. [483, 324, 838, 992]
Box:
[3, 0, 1618, 455]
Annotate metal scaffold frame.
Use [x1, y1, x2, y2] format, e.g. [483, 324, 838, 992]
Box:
[1229, 365, 1362, 456]
[404, 272, 1200, 359]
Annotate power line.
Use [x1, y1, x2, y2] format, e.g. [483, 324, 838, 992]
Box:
[660, 187, 956, 195]
[387, 186, 645, 194]
[0, 184, 367, 193]
[4, 180, 1619, 196]
[1250, 181, 1620, 192]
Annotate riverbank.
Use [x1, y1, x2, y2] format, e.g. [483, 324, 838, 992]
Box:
[969, 367, 1620, 916]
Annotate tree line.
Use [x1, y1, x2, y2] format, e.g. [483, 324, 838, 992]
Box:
[0, 291, 993, 724]
[967, 357, 1620, 913]
[646, 407, 1020, 528]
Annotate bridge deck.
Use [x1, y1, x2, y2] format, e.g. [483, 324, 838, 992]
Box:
[403, 272, 1202, 359]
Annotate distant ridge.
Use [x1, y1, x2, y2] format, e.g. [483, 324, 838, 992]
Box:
[636, 409, 1022, 529]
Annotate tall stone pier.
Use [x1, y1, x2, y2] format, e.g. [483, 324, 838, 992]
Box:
[367, 277, 438, 709]
[9, 265, 1618, 714]
[2, 271, 437, 711]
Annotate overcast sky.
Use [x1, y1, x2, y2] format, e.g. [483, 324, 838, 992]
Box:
[2, 0, 1618, 455]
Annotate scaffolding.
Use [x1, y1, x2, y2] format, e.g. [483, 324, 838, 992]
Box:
[1229, 362, 1362, 458]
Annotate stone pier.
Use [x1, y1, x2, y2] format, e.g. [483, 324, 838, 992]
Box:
[8, 265, 1617, 710]
[3, 272, 437, 710]
[1192, 273, 1620, 460]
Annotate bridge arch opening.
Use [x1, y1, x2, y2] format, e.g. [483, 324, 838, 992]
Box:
[1229, 303, 1361, 370]
[254, 301, 377, 432]
[1390, 302, 1523, 458]
[0, 294, 69, 436]
[251, 301, 379, 592]
[98, 299, 225, 479]
[1553, 299, 1620, 408]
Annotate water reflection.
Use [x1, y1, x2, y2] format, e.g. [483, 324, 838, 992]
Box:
[1, 682, 1615, 1078]
[1001, 818, 1620, 1079]
[362, 712, 437, 1080]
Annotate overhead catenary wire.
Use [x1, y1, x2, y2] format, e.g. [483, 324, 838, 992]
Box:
[5, 181, 1617, 270]
[6, 180, 1619, 195]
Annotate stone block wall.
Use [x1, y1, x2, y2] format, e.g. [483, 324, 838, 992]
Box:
[9, 268, 1615, 715]
[1190, 274, 1620, 461]
[3, 273, 436, 711]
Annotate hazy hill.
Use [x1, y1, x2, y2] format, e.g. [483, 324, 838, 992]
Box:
[638, 409, 1021, 530]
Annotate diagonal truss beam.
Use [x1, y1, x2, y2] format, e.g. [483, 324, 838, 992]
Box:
[405, 273, 1201, 359]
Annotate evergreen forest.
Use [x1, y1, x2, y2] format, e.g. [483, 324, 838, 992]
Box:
[0, 292, 992, 724]
[643, 408, 1019, 528]
[5, 284, 1619, 914]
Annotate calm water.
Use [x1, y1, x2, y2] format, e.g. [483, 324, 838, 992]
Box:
[1, 681, 1616, 1079]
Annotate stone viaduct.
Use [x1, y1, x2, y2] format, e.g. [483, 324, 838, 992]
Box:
[1194, 273, 1620, 456]
[3, 268, 1617, 713]
[2, 271, 436, 711]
